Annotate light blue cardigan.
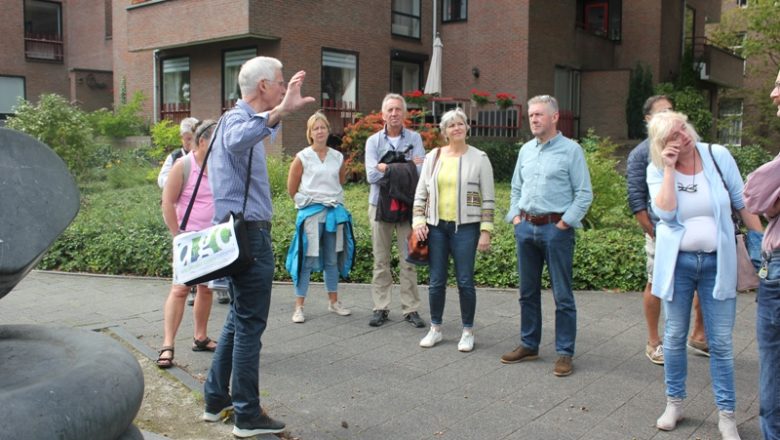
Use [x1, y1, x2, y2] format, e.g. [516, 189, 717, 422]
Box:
[647, 143, 743, 301]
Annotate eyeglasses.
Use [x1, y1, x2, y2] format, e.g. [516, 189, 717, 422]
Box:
[263, 79, 287, 89]
[677, 182, 698, 193]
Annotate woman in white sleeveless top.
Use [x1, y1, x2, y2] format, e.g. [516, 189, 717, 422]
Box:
[286, 112, 351, 323]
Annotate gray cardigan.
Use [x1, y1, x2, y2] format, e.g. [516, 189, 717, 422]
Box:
[412, 146, 495, 230]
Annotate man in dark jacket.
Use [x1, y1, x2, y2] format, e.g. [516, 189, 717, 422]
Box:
[626, 95, 708, 366]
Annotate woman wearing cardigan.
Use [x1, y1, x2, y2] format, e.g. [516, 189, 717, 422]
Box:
[412, 108, 495, 352]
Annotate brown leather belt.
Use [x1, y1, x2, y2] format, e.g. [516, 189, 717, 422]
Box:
[519, 211, 563, 226]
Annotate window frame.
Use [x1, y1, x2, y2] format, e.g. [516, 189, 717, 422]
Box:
[575, 0, 621, 41]
[221, 47, 257, 111]
[442, 0, 467, 23]
[320, 48, 360, 110]
[0, 75, 26, 119]
[391, 0, 422, 39]
[389, 49, 427, 96]
[23, 0, 64, 62]
[159, 55, 191, 121]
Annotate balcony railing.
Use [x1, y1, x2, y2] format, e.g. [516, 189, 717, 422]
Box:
[24, 33, 63, 62]
[690, 37, 745, 88]
[418, 97, 525, 139]
[321, 99, 359, 136]
[160, 102, 191, 124]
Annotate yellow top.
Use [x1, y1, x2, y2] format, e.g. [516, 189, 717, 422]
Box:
[436, 156, 459, 221]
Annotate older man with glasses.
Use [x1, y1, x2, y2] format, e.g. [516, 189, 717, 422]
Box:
[201, 56, 314, 438]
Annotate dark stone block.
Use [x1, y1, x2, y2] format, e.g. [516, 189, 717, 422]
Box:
[0, 128, 79, 299]
[0, 325, 145, 440]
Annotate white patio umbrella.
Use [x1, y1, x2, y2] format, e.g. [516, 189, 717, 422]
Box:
[424, 35, 443, 116]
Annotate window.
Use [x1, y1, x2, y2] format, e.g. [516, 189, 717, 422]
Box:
[576, 0, 621, 41]
[718, 99, 743, 146]
[392, 0, 421, 39]
[161, 57, 190, 121]
[105, 0, 112, 39]
[554, 67, 581, 138]
[24, 0, 63, 61]
[321, 50, 358, 109]
[223, 48, 256, 109]
[443, 0, 467, 22]
[737, 0, 748, 7]
[391, 60, 422, 95]
[0, 76, 25, 119]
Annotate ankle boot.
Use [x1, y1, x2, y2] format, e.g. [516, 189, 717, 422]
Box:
[718, 410, 741, 440]
[656, 397, 684, 430]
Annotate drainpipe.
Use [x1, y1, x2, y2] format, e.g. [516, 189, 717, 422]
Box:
[432, 0, 437, 39]
[153, 49, 159, 123]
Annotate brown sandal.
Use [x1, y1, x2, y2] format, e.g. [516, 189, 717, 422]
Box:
[156, 346, 174, 369]
[192, 337, 217, 352]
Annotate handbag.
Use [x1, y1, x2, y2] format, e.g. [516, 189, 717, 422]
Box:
[405, 231, 429, 266]
[708, 144, 760, 291]
[172, 116, 254, 286]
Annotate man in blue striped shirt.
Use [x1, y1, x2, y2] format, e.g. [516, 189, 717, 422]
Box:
[500, 95, 593, 377]
[202, 56, 314, 438]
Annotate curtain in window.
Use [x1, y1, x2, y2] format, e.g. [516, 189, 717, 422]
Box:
[223, 48, 256, 104]
[162, 57, 190, 104]
[0, 77, 25, 115]
[322, 51, 357, 107]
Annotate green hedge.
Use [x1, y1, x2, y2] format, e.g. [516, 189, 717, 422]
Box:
[39, 182, 647, 292]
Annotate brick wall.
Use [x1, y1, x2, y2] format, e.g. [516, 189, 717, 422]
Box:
[580, 70, 631, 139]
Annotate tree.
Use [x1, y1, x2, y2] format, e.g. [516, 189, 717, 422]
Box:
[626, 63, 654, 139]
[709, 0, 780, 147]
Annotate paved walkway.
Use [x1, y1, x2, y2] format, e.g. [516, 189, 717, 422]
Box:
[3, 271, 764, 440]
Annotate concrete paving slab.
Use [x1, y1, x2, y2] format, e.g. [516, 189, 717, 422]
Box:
[2, 271, 765, 439]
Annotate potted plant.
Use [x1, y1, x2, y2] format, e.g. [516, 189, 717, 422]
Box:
[496, 92, 516, 110]
[403, 90, 430, 108]
[470, 88, 490, 107]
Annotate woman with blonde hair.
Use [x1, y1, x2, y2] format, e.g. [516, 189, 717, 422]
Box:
[646, 111, 762, 439]
[412, 108, 495, 352]
[285, 111, 354, 323]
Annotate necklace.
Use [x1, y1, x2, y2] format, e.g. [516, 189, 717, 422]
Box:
[677, 149, 698, 193]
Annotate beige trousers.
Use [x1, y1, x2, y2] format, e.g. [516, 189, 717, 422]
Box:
[368, 204, 420, 314]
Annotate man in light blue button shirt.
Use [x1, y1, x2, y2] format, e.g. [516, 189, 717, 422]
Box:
[500, 95, 592, 377]
[203, 56, 315, 437]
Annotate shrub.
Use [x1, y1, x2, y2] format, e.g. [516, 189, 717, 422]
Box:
[579, 129, 633, 229]
[626, 62, 654, 139]
[654, 83, 713, 138]
[89, 91, 148, 138]
[6, 94, 97, 179]
[469, 140, 522, 182]
[340, 110, 442, 182]
[266, 154, 292, 199]
[149, 119, 181, 163]
[727, 144, 774, 180]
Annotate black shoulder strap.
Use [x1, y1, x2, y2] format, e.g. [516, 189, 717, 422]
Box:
[179, 113, 253, 230]
[707, 143, 740, 217]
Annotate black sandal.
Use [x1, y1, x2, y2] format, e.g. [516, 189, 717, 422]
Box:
[156, 346, 174, 369]
[192, 337, 217, 352]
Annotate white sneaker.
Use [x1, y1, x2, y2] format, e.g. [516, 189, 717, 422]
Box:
[292, 306, 305, 323]
[457, 330, 475, 352]
[656, 397, 684, 431]
[328, 301, 351, 316]
[419, 328, 442, 348]
[718, 410, 741, 440]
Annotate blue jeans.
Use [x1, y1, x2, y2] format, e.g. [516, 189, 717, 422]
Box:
[427, 221, 480, 328]
[204, 227, 274, 422]
[758, 249, 780, 439]
[663, 251, 736, 411]
[295, 223, 338, 297]
[514, 221, 577, 356]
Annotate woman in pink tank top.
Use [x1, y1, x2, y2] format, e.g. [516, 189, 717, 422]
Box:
[157, 119, 218, 368]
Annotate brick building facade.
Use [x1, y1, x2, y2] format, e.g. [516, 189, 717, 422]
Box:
[2, 0, 745, 152]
